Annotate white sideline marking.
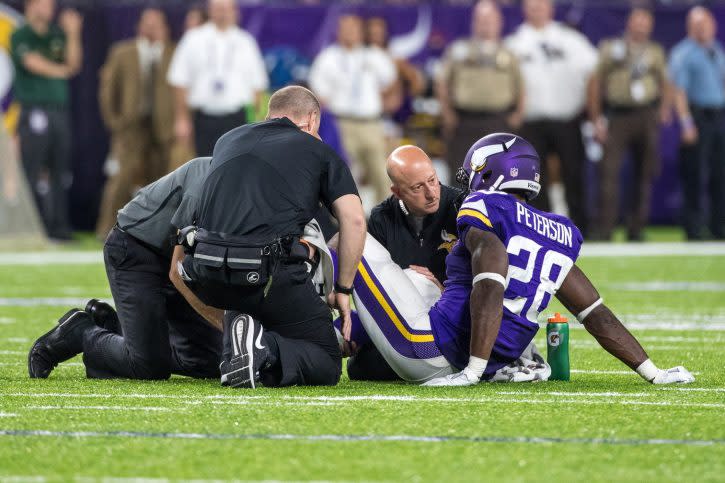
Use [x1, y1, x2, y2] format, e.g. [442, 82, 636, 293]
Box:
[25, 405, 175, 412]
[0, 477, 47, 482]
[0, 413, 18, 417]
[0, 351, 25, 355]
[636, 336, 722, 343]
[205, 398, 724, 409]
[581, 242, 725, 257]
[660, 387, 725, 393]
[571, 369, 637, 375]
[0, 252, 103, 265]
[5, 338, 29, 343]
[4, 390, 723, 405]
[7, 390, 722, 399]
[572, 342, 685, 351]
[0, 243, 723, 267]
[0, 298, 97, 307]
[0, 429, 721, 447]
[0, 362, 83, 367]
[551, 313, 725, 331]
[0, 478, 337, 483]
[0, 317, 16, 325]
[570, 369, 705, 376]
[609, 281, 725, 292]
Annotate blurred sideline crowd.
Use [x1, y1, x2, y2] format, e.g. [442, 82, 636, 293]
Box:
[1, 0, 724, 242]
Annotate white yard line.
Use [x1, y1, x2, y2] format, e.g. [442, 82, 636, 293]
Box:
[571, 342, 687, 350]
[205, 398, 724, 409]
[635, 336, 722, 343]
[0, 252, 103, 265]
[0, 242, 723, 267]
[608, 282, 725, 292]
[570, 369, 705, 376]
[581, 242, 725, 257]
[0, 477, 47, 483]
[0, 429, 721, 447]
[659, 387, 725, 393]
[24, 405, 176, 412]
[0, 298, 100, 307]
[4, 389, 723, 402]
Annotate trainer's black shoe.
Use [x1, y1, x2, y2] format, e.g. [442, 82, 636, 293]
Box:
[220, 314, 270, 388]
[85, 299, 120, 334]
[28, 309, 94, 378]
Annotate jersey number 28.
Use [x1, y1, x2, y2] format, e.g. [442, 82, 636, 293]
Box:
[503, 235, 574, 324]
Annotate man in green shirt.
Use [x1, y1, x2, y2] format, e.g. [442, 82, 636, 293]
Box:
[10, 0, 82, 240]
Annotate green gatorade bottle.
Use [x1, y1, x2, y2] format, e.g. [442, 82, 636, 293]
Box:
[546, 313, 570, 381]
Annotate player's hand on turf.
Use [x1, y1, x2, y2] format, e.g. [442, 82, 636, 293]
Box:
[422, 370, 479, 387]
[333, 292, 353, 341]
[651, 366, 695, 384]
[409, 265, 444, 293]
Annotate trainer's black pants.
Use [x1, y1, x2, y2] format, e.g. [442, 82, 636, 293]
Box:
[520, 117, 588, 235]
[17, 105, 72, 239]
[82, 228, 222, 379]
[192, 262, 342, 387]
[347, 342, 400, 382]
[193, 109, 247, 156]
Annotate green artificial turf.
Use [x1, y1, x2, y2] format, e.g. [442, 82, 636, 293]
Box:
[0, 247, 723, 482]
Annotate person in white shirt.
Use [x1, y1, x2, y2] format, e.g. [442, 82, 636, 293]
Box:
[505, 0, 598, 234]
[167, 0, 268, 156]
[309, 14, 397, 204]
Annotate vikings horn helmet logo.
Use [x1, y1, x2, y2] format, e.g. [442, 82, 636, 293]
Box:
[469, 137, 517, 174]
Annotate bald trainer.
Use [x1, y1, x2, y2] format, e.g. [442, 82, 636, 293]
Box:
[347, 145, 464, 381]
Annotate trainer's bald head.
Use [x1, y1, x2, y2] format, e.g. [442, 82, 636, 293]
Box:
[386, 145, 434, 184]
[386, 145, 441, 216]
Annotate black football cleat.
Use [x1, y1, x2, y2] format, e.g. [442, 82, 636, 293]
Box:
[28, 309, 94, 378]
[220, 314, 270, 388]
[85, 299, 120, 334]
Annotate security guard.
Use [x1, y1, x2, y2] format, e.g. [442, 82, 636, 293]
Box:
[28, 157, 223, 380]
[181, 86, 366, 388]
[669, 7, 725, 240]
[347, 145, 463, 381]
[436, 0, 524, 175]
[588, 8, 670, 241]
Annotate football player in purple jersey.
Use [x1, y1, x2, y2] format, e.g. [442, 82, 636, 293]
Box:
[341, 133, 694, 386]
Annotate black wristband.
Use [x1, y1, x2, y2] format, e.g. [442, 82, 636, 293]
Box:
[335, 282, 353, 295]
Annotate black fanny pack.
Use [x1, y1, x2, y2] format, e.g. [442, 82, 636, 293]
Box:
[181, 227, 285, 288]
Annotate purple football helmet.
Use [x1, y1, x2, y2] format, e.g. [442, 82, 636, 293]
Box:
[456, 133, 541, 200]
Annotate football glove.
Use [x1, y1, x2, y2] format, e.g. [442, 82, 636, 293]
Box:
[651, 366, 695, 384]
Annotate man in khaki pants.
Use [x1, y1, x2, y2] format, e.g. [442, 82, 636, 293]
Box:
[96, 8, 175, 238]
[309, 15, 397, 203]
[436, 0, 525, 176]
[587, 8, 670, 241]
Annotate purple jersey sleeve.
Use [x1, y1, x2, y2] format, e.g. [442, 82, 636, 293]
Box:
[456, 191, 504, 240]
